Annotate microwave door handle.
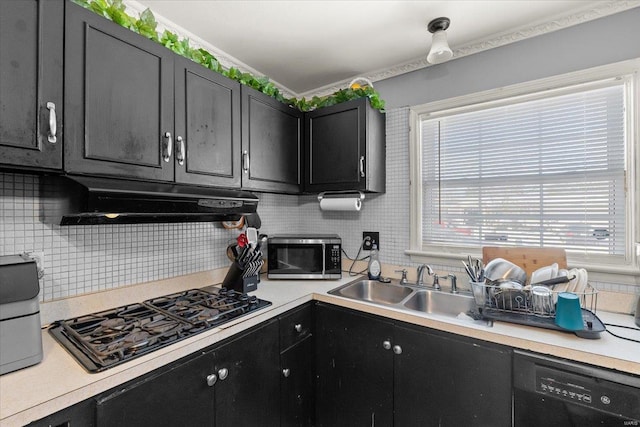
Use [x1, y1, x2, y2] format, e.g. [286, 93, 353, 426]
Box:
[321, 243, 326, 276]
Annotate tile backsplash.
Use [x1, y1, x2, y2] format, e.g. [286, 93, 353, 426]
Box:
[1, 108, 637, 302]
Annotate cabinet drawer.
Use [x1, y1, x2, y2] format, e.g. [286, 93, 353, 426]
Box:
[280, 304, 312, 351]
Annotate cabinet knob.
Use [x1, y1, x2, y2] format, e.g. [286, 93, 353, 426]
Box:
[294, 323, 303, 333]
[46, 102, 57, 143]
[163, 132, 173, 162]
[218, 368, 229, 381]
[176, 136, 185, 166]
[282, 368, 291, 378]
[393, 345, 402, 355]
[382, 340, 391, 350]
[206, 373, 217, 387]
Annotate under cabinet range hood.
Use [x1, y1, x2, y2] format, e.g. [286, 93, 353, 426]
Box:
[40, 175, 259, 225]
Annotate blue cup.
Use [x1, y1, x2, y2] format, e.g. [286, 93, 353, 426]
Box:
[555, 292, 584, 330]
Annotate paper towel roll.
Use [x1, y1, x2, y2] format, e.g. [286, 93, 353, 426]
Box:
[319, 198, 362, 211]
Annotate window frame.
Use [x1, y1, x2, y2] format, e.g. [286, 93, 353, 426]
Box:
[407, 59, 640, 280]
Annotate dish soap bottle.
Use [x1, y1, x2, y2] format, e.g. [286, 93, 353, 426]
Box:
[368, 244, 381, 280]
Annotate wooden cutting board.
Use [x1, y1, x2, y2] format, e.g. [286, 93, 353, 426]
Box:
[482, 246, 567, 277]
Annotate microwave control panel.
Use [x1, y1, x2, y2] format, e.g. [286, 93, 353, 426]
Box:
[325, 244, 342, 273]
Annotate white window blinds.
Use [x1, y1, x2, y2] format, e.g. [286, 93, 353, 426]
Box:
[421, 82, 627, 260]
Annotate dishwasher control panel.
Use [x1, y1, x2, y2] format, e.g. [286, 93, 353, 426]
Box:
[535, 365, 639, 417]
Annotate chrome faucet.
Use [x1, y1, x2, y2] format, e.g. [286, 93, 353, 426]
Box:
[416, 264, 434, 287]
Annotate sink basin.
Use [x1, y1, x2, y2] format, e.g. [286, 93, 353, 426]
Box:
[328, 278, 487, 326]
[328, 280, 413, 305]
[403, 290, 476, 317]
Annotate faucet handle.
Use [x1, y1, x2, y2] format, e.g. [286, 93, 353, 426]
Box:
[432, 274, 441, 291]
[395, 269, 408, 285]
[448, 274, 458, 294]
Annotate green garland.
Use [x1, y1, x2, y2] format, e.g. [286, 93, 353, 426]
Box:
[72, 0, 385, 112]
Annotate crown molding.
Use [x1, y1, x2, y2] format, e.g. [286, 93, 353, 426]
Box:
[301, 0, 640, 99]
[125, 0, 640, 100]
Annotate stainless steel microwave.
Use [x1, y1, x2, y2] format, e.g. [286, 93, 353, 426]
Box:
[267, 234, 342, 280]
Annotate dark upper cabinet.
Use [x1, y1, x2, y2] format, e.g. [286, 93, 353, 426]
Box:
[0, 0, 63, 171]
[64, 1, 175, 182]
[241, 86, 303, 193]
[305, 97, 385, 193]
[174, 56, 241, 188]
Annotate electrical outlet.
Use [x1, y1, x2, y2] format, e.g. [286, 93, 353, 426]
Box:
[362, 232, 380, 250]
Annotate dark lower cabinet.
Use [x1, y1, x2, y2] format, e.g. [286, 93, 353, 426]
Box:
[96, 351, 215, 427]
[27, 398, 95, 427]
[95, 318, 279, 427]
[0, 0, 63, 171]
[315, 302, 513, 427]
[315, 303, 395, 427]
[280, 336, 314, 427]
[394, 324, 512, 427]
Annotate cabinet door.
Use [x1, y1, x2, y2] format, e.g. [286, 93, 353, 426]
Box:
[174, 56, 241, 188]
[394, 324, 512, 427]
[241, 86, 303, 193]
[213, 319, 280, 427]
[95, 352, 215, 427]
[0, 0, 63, 170]
[315, 303, 394, 427]
[305, 97, 385, 193]
[64, 2, 174, 181]
[281, 336, 314, 427]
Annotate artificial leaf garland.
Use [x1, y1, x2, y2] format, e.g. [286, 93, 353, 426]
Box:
[72, 0, 385, 111]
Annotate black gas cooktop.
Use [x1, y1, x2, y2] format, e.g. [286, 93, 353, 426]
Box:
[49, 288, 271, 372]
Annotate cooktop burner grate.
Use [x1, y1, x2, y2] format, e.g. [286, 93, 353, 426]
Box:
[49, 288, 271, 372]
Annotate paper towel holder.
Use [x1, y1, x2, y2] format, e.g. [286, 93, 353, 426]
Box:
[317, 190, 365, 202]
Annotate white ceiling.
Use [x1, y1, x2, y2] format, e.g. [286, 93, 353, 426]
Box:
[132, 1, 638, 97]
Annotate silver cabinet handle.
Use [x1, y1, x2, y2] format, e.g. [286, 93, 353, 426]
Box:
[206, 373, 217, 387]
[282, 368, 291, 378]
[218, 368, 229, 381]
[294, 324, 303, 333]
[359, 155, 365, 178]
[243, 150, 250, 173]
[46, 102, 57, 143]
[176, 135, 185, 166]
[382, 340, 391, 350]
[393, 345, 402, 355]
[163, 131, 173, 162]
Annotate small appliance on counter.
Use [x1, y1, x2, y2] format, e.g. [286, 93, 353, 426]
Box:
[267, 234, 342, 280]
[0, 254, 43, 375]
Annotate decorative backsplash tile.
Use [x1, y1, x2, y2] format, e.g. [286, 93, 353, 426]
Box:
[1, 108, 637, 302]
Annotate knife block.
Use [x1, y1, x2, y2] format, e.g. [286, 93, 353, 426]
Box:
[222, 261, 260, 293]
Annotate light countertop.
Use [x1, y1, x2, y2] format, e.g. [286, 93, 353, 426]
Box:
[1, 270, 639, 427]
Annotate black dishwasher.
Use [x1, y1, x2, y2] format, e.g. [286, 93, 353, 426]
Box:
[514, 350, 640, 426]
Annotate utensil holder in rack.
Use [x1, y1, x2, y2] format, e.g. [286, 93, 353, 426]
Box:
[469, 281, 605, 339]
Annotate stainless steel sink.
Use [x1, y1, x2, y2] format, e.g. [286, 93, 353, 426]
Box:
[328, 279, 413, 305]
[328, 278, 489, 325]
[403, 289, 476, 316]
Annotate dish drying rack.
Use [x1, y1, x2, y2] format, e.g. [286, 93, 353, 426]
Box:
[470, 281, 605, 339]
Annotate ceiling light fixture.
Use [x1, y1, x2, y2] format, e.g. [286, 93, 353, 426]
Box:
[427, 17, 453, 64]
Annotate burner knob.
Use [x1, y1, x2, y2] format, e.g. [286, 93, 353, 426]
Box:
[239, 294, 249, 302]
[248, 296, 258, 305]
[206, 373, 217, 387]
[218, 368, 229, 381]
